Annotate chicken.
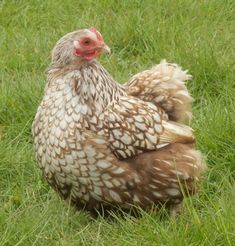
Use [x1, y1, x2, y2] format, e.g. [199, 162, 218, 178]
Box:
[32, 28, 206, 216]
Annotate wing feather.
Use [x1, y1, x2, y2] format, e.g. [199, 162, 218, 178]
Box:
[104, 96, 195, 159]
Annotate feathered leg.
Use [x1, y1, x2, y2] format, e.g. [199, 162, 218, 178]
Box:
[126, 143, 206, 209]
[169, 203, 183, 218]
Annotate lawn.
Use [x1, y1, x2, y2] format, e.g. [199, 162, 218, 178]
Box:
[0, 0, 234, 245]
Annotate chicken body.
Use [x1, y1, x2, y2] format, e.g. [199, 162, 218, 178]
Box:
[32, 29, 206, 215]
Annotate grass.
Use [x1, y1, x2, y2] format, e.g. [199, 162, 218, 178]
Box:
[0, 0, 234, 245]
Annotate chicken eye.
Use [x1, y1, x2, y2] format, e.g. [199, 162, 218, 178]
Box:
[82, 38, 92, 46]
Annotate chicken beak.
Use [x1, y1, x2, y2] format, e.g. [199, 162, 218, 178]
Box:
[101, 44, 111, 55]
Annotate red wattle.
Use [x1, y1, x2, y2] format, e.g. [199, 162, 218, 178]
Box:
[75, 49, 97, 61]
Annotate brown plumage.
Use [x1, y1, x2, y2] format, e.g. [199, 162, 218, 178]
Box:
[32, 28, 206, 216]
[125, 60, 193, 123]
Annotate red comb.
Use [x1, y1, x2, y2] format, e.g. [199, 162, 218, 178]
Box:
[89, 27, 103, 41]
[89, 27, 97, 33]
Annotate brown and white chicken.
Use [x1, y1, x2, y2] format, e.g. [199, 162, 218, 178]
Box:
[32, 28, 206, 216]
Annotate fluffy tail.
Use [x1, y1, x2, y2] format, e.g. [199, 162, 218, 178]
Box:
[125, 60, 193, 123]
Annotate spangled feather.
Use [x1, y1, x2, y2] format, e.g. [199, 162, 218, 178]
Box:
[125, 60, 193, 123]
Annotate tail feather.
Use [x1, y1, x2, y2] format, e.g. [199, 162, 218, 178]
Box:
[125, 60, 193, 123]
